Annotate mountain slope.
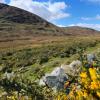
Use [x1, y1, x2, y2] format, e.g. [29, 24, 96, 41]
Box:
[0, 3, 100, 48]
[0, 3, 47, 24]
[64, 26, 100, 35]
[0, 3, 67, 40]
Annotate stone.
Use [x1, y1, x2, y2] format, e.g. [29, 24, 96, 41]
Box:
[39, 67, 68, 90]
[39, 60, 82, 90]
[69, 60, 82, 68]
[87, 54, 96, 63]
[61, 60, 82, 76]
[4, 71, 14, 80]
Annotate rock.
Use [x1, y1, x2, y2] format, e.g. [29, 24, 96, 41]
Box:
[87, 54, 96, 63]
[4, 71, 14, 80]
[39, 67, 68, 90]
[61, 65, 72, 74]
[39, 60, 82, 90]
[2, 92, 7, 96]
[69, 60, 82, 68]
[39, 78, 45, 86]
[61, 60, 82, 76]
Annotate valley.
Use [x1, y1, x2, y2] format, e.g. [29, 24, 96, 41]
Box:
[0, 3, 100, 100]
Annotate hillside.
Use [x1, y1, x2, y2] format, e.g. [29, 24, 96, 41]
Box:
[64, 26, 100, 35]
[0, 3, 66, 39]
[0, 3, 100, 49]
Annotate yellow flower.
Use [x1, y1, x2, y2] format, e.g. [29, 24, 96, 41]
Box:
[57, 93, 68, 100]
[77, 90, 83, 98]
[57, 95, 61, 100]
[7, 96, 16, 100]
[83, 90, 88, 98]
[89, 68, 97, 80]
[96, 91, 100, 97]
[80, 72, 87, 78]
[72, 86, 76, 91]
[90, 81, 99, 90]
[68, 91, 75, 99]
[83, 92, 88, 98]
[96, 81, 100, 89]
[69, 91, 74, 97]
[99, 82, 100, 88]
[81, 78, 88, 85]
[84, 84, 89, 89]
[62, 95, 68, 100]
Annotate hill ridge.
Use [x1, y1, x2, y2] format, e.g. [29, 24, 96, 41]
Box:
[0, 3, 100, 48]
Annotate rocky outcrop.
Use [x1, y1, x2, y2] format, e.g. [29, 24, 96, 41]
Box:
[39, 67, 68, 90]
[61, 60, 82, 76]
[39, 60, 82, 90]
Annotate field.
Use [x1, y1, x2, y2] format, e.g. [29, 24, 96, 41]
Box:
[0, 36, 100, 77]
[0, 35, 100, 99]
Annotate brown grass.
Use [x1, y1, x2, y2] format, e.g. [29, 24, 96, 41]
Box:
[0, 35, 100, 51]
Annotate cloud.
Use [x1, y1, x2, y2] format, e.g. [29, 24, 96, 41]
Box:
[8, 0, 70, 22]
[81, 0, 100, 3]
[81, 14, 100, 21]
[57, 24, 66, 27]
[69, 23, 100, 31]
[0, 0, 5, 3]
[81, 17, 92, 21]
[96, 14, 100, 20]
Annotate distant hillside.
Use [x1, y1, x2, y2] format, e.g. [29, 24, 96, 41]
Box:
[0, 3, 67, 40]
[0, 3, 100, 48]
[63, 26, 100, 35]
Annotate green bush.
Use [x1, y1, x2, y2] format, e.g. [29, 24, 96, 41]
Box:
[37, 55, 49, 64]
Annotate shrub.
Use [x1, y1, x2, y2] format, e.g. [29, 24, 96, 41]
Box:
[37, 55, 49, 64]
[57, 51, 100, 100]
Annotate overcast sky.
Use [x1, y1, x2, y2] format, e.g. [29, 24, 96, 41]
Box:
[0, 0, 100, 30]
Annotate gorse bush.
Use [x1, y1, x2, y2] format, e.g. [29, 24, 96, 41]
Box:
[61, 68, 100, 100]
[0, 73, 46, 100]
[0, 38, 99, 68]
[37, 55, 49, 64]
[57, 50, 100, 100]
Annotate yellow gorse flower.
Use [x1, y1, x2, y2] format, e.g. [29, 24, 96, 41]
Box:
[90, 81, 99, 90]
[83, 91, 88, 98]
[89, 68, 97, 81]
[96, 91, 100, 97]
[77, 90, 83, 98]
[80, 72, 87, 78]
[7, 96, 16, 100]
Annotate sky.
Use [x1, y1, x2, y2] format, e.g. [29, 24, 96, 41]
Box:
[0, 0, 100, 30]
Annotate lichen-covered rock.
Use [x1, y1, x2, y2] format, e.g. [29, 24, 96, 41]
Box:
[61, 60, 82, 76]
[39, 67, 68, 90]
[87, 54, 96, 63]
